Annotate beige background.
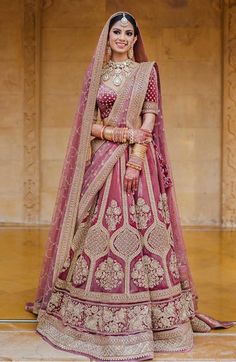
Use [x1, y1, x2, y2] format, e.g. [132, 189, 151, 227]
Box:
[0, 0, 235, 227]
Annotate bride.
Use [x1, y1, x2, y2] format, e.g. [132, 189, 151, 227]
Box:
[26, 11, 233, 361]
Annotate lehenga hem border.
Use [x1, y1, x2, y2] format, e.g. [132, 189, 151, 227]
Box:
[36, 313, 193, 361]
[36, 330, 154, 362]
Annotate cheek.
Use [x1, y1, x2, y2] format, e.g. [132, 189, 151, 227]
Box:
[109, 34, 116, 44]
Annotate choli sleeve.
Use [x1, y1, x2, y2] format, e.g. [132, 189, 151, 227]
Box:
[141, 66, 159, 115]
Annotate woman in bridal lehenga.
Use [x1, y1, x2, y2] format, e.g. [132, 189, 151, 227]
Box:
[26, 11, 234, 361]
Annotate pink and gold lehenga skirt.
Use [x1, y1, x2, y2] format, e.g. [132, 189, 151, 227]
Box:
[36, 140, 195, 361]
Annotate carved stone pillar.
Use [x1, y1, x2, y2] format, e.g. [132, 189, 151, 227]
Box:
[23, 0, 41, 223]
[222, 0, 236, 227]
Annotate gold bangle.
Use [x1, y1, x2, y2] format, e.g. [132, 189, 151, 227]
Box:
[123, 127, 128, 143]
[126, 162, 142, 171]
[133, 143, 148, 152]
[126, 161, 142, 170]
[132, 143, 148, 159]
[132, 152, 146, 160]
[100, 125, 106, 140]
[103, 126, 114, 141]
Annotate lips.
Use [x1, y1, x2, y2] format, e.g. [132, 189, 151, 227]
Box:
[116, 42, 127, 48]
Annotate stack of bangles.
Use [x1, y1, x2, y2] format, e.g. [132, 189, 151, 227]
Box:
[100, 125, 129, 143]
[126, 144, 147, 172]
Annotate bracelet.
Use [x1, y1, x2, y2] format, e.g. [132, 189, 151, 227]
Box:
[103, 126, 114, 141]
[113, 127, 129, 143]
[126, 161, 142, 171]
[123, 127, 128, 143]
[128, 154, 143, 168]
[100, 125, 106, 140]
[132, 143, 148, 160]
[128, 128, 135, 144]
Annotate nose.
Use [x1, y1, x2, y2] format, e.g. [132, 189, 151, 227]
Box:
[119, 32, 125, 41]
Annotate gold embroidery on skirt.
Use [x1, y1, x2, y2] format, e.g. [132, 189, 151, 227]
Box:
[95, 257, 124, 291]
[37, 311, 193, 360]
[105, 199, 122, 231]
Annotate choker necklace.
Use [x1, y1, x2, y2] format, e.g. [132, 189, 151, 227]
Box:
[101, 59, 135, 87]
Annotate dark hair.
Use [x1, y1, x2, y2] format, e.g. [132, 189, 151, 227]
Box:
[108, 13, 139, 36]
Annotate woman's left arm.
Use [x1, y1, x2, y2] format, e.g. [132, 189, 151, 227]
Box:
[140, 112, 155, 133]
[124, 66, 158, 194]
[124, 113, 155, 194]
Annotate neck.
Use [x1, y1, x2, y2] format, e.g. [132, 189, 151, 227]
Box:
[111, 53, 129, 62]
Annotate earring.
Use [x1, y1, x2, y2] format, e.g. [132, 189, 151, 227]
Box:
[128, 45, 134, 60]
[106, 43, 112, 62]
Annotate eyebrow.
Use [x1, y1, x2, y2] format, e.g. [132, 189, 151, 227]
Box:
[112, 27, 134, 32]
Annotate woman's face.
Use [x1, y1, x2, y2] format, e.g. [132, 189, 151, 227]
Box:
[108, 20, 137, 57]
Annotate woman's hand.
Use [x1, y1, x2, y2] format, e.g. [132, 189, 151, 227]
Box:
[129, 128, 153, 144]
[124, 167, 140, 194]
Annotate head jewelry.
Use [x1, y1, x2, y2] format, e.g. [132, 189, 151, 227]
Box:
[120, 12, 129, 27]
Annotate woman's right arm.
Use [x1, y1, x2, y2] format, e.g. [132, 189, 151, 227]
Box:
[91, 124, 104, 139]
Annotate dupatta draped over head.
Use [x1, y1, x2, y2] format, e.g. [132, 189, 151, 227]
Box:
[29, 11, 197, 315]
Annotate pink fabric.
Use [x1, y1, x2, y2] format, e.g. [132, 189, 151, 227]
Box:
[195, 313, 235, 329]
[144, 67, 158, 103]
[97, 84, 117, 119]
[25, 60, 95, 313]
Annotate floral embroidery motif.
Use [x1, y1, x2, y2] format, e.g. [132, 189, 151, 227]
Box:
[131, 255, 164, 288]
[95, 257, 124, 290]
[47, 292, 63, 313]
[152, 292, 194, 329]
[169, 251, 180, 279]
[45, 290, 194, 333]
[158, 193, 170, 224]
[130, 197, 151, 229]
[105, 200, 122, 231]
[127, 305, 151, 330]
[72, 255, 89, 286]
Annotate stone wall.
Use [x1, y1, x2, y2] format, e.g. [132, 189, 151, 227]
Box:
[0, 1, 23, 222]
[0, 0, 235, 227]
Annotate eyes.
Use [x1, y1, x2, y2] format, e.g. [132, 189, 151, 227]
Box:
[112, 29, 134, 37]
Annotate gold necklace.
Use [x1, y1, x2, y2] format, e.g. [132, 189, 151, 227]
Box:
[101, 59, 135, 87]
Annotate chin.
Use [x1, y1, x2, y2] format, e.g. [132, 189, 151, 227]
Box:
[113, 48, 128, 55]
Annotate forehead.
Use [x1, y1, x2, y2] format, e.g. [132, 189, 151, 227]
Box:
[110, 19, 134, 31]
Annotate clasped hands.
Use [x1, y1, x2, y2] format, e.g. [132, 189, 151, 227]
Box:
[100, 124, 152, 145]
[129, 128, 152, 145]
[91, 124, 152, 194]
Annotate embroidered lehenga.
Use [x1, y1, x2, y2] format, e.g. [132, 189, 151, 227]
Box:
[26, 12, 233, 362]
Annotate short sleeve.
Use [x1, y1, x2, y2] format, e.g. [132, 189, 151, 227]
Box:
[141, 66, 158, 115]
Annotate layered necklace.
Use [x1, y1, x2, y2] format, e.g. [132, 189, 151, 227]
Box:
[101, 59, 135, 87]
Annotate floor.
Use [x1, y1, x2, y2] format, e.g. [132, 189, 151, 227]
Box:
[0, 227, 236, 361]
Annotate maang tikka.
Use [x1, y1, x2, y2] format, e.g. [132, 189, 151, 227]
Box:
[120, 12, 128, 27]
